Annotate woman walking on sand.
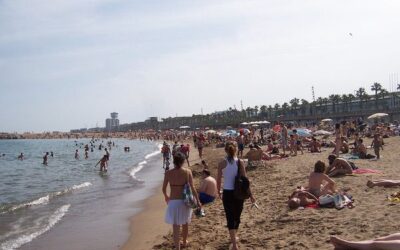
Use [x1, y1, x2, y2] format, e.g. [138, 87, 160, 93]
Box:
[217, 142, 256, 250]
[163, 152, 200, 250]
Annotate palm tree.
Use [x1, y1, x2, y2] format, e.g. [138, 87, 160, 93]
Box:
[267, 105, 273, 119]
[282, 102, 290, 116]
[341, 94, 349, 112]
[371, 82, 382, 108]
[300, 99, 309, 115]
[289, 98, 300, 116]
[397, 84, 400, 91]
[316, 97, 324, 114]
[260, 105, 267, 117]
[356, 87, 367, 110]
[347, 94, 355, 111]
[274, 103, 280, 117]
[329, 94, 341, 113]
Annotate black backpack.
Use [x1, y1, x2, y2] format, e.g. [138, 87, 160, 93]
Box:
[234, 160, 251, 200]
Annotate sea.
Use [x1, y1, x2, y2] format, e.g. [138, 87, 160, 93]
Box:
[0, 138, 164, 250]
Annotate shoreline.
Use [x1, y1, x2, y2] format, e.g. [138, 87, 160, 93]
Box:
[121, 184, 169, 250]
[122, 141, 200, 250]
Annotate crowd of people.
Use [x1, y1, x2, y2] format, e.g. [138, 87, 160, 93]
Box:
[160, 118, 400, 249]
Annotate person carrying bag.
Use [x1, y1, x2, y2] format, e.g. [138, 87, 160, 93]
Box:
[217, 142, 256, 250]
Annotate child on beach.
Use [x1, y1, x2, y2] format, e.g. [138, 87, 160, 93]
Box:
[371, 134, 383, 159]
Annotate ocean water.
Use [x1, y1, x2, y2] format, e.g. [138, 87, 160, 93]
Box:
[0, 139, 163, 250]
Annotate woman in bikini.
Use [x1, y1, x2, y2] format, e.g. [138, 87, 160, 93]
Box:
[163, 152, 200, 249]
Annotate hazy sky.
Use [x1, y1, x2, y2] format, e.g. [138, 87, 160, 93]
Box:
[1, 0, 399, 132]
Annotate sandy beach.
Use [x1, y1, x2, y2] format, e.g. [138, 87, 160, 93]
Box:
[123, 136, 400, 249]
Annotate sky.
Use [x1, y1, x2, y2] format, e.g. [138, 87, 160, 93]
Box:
[1, 0, 400, 132]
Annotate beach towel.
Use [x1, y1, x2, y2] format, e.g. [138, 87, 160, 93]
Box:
[341, 154, 359, 160]
[352, 168, 382, 174]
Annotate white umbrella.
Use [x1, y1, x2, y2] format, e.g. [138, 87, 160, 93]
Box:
[179, 125, 190, 129]
[321, 118, 333, 122]
[313, 130, 332, 136]
[240, 122, 249, 125]
[368, 113, 388, 120]
[205, 129, 217, 134]
[262, 120, 270, 124]
[251, 124, 259, 127]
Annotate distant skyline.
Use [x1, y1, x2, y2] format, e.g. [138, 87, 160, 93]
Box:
[1, 0, 399, 132]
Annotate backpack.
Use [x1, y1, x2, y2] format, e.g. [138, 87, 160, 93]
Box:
[234, 160, 251, 200]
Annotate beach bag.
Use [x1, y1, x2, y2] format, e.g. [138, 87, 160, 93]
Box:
[183, 171, 198, 209]
[318, 194, 335, 207]
[234, 160, 251, 200]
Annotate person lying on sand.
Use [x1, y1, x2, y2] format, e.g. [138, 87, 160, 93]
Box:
[367, 179, 400, 188]
[331, 232, 400, 250]
[308, 160, 336, 197]
[288, 187, 318, 209]
[326, 155, 353, 177]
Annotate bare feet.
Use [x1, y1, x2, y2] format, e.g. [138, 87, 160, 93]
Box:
[366, 180, 374, 188]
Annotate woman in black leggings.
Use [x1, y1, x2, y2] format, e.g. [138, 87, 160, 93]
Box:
[217, 142, 255, 250]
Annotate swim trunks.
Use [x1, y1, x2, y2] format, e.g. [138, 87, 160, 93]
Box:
[199, 192, 215, 204]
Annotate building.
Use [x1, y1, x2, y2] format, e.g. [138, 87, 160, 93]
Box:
[105, 112, 120, 132]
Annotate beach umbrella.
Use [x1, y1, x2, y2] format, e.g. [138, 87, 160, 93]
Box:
[179, 125, 190, 129]
[261, 120, 270, 124]
[252, 124, 259, 127]
[368, 113, 388, 120]
[288, 128, 312, 137]
[240, 128, 250, 134]
[321, 118, 333, 122]
[240, 122, 249, 125]
[313, 130, 332, 136]
[205, 129, 217, 134]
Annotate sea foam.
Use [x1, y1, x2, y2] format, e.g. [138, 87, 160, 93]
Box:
[0, 204, 71, 250]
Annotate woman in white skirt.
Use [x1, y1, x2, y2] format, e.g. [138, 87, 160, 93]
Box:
[163, 152, 200, 249]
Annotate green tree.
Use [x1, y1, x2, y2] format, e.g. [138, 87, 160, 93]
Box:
[300, 99, 309, 115]
[356, 87, 367, 109]
[282, 102, 290, 115]
[371, 82, 382, 108]
[289, 98, 300, 116]
[267, 105, 273, 119]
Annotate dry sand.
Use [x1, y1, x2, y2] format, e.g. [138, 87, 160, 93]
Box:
[124, 136, 400, 249]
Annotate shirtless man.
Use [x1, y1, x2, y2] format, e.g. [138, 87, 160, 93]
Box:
[18, 153, 24, 160]
[75, 149, 79, 159]
[280, 122, 288, 155]
[288, 187, 318, 209]
[43, 152, 49, 165]
[326, 155, 353, 177]
[198, 169, 217, 205]
[236, 132, 245, 158]
[308, 160, 336, 197]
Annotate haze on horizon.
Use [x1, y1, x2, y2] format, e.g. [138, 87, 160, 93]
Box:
[0, 0, 399, 133]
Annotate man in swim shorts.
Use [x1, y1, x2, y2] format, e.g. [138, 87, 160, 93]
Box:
[198, 169, 217, 204]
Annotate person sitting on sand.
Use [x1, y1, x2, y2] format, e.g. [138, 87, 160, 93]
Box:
[198, 169, 217, 205]
[309, 137, 321, 153]
[308, 160, 336, 197]
[357, 139, 375, 159]
[367, 179, 400, 188]
[325, 155, 353, 177]
[244, 144, 272, 164]
[288, 187, 318, 209]
[330, 232, 400, 250]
